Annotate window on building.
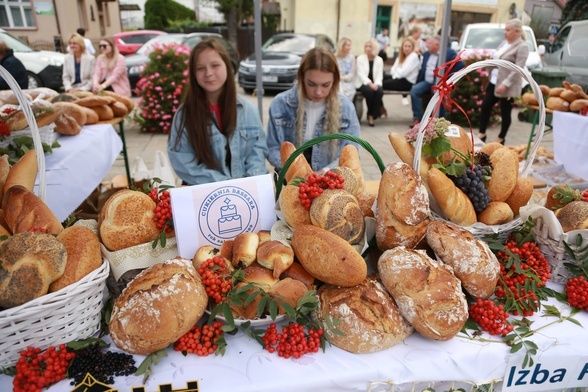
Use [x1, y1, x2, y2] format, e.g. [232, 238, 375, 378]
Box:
[0, 0, 35, 28]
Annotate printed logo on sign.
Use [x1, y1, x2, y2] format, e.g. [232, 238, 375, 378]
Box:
[198, 186, 259, 246]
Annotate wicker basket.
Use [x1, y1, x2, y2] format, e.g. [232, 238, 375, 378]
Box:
[413, 59, 546, 242]
[0, 66, 109, 368]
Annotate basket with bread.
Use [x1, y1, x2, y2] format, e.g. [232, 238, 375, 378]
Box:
[390, 59, 546, 242]
[0, 67, 109, 367]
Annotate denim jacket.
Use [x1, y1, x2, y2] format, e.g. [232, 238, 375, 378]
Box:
[168, 96, 269, 185]
[267, 85, 361, 171]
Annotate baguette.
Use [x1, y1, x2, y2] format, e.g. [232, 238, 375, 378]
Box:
[338, 145, 365, 193]
[387, 131, 430, 179]
[3, 149, 38, 195]
[280, 141, 313, 182]
[427, 167, 477, 226]
[53, 101, 87, 126]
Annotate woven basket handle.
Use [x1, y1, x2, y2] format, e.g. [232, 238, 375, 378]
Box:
[0, 65, 46, 201]
[412, 59, 545, 179]
[275, 133, 386, 201]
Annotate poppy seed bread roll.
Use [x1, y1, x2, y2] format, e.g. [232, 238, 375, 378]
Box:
[310, 189, 365, 244]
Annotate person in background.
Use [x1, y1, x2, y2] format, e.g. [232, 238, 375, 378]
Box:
[409, 35, 463, 127]
[67, 28, 95, 55]
[63, 33, 95, 92]
[355, 38, 384, 127]
[383, 37, 420, 105]
[168, 38, 268, 185]
[376, 28, 390, 62]
[409, 26, 427, 55]
[477, 18, 529, 145]
[544, 33, 556, 53]
[335, 37, 356, 101]
[267, 46, 360, 173]
[92, 37, 131, 97]
[0, 40, 28, 90]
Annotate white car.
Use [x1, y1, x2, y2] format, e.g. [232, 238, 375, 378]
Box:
[0, 29, 65, 90]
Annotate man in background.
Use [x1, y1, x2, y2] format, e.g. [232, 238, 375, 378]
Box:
[0, 40, 28, 90]
[376, 28, 390, 62]
[67, 28, 95, 55]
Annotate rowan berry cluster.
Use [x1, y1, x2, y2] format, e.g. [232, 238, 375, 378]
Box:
[566, 275, 588, 311]
[261, 322, 323, 359]
[27, 227, 48, 234]
[496, 240, 551, 316]
[298, 172, 345, 210]
[582, 189, 588, 202]
[469, 298, 514, 336]
[174, 322, 224, 356]
[13, 345, 75, 392]
[198, 256, 232, 304]
[148, 188, 173, 233]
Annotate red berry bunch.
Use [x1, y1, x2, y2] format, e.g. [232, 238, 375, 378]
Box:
[469, 298, 514, 336]
[2, 107, 17, 115]
[174, 321, 224, 356]
[13, 345, 75, 392]
[261, 322, 324, 359]
[581, 189, 588, 202]
[566, 275, 588, 311]
[496, 241, 551, 316]
[198, 256, 232, 304]
[27, 227, 48, 234]
[298, 172, 345, 210]
[0, 119, 9, 137]
[148, 188, 173, 233]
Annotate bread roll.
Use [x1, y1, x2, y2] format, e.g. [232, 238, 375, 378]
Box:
[338, 145, 365, 193]
[555, 201, 588, 232]
[376, 162, 430, 250]
[109, 101, 129, 117]
[291, 225, 366, 287]
[80, 106, 99, 124]
[99, 189, 160, 251]
[548, 87, 565, 97]
[257, 229, 271, 244]
[231, 232, 259, 267]
[522, 92, 539, 105]
[356, 190, 375, 218]
[278, 184, 311, 229]
[426, 220, 500, 299]
[53, 101, 87, 125]
[329, 166, 358, 195]
[377, 246, 468, 340]
[219, 240, 233, 260]
[539, 85, 551, 95]
[479, 143, 504, 157]
[560, 89, 578, 103]
[3, 149, 37, 195]
[2, 185, 63, 235]
[505, 178, 533, 216]
[546, 96, 570, 112]
[4, 105, 59, 132]
[387, 131, 430, 179]
[230, 263, 279, 319]
[54, 113, 82, 136]
[75, 95, 116, 107]
[487, 148, 519, 202]
[256, 240, 294, 278]
[92, 104, 114, 121]
[101, 90, 135, 111]
[192, 245, 219, 270]
[315, 275, 413, 353]
[477, 201, 514, 225]
[268, 277, 307, 313]
[49, 226, 103, 292]
[570, 99, 588, 112]
[310, 189, 365, 244]
[0, 232, 67, 308]
[544, 184, 579, 211]
[280, 141, 313, 182]
[109, 258, 207, 354]
[279, 261, 315, 289]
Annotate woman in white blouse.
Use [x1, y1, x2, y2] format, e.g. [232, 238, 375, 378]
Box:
[383, 38, 420, 93]
[355, 38, 384, 126]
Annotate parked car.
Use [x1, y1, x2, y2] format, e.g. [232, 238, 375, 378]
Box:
[238, 33, 336, 94]
[542, 20, 588, 92]
[114, 30, 166, 55]
[0, 28, 64, 90]
[125, 32, 239, 92]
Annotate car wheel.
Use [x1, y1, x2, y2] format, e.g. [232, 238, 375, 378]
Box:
[27, 72, 43, 89]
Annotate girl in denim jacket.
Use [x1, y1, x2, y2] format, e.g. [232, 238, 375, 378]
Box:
[168, 38, 269, 185]
[267, 47, 360, 173]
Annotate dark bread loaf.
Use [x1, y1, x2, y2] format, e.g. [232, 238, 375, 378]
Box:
[377, 246, 468, 341]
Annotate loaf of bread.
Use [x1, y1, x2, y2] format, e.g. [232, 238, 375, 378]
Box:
[101, 90, 135, 111]
[291, 224, 366, 287]
[53, 101, 87, 125]
[109, 258, 207, 354]
[99, 189, 160, 251]
[278, 184, 311, 229]
[570, 99, 588, 112]
[280, 141, 313, 182]
[3, 149, 37, 195]
[539, 85, 551, 95]
[256, 240, 294, 279]
[544, 184, 580, 210]
[338, 145, 365, 193]
[315, 275, 413, 353]
[426, 220, 500, 299]
[555, 201, 588, 232]
[479, 143, 504, 157]
[310, 189, 365, 244]
[231, 232, 259, 267]
[478, 201, 514, 225]
[230, 263, 279, 319]
[268, 277, 307, 313]
[427, 167, 476, 227]
[377, 246, 468, 340]
[387, 131, 430, 179]
[505, 177, 533, 216]
[546, 96, 570, 112]
[522, 92, 539, 105]
[4, 103, 59, 132]
[2, 185, 63, 235]
[487, 148, 519, 202]
[92, 104, 114, 121]
[49, 226, 103, 292]
[549, 87, 565, 97]
[75, 95, 116, 107]
[80, 106, 99, 124]
[433, 124, 473, 165]
[329, 166, 358, 195]
[376, 162, 430, 250]
[54, 113, 82, 136]
[0, 232, 67, 308]
[279, 261, 315, 289]
[109, 101, 129, 117]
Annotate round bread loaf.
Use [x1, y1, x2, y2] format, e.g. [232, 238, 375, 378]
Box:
[291, 225, 366, 287]
[268, 277, 307, 313]
[231, 232, 259, 267]
[555, 201, 588, 232]
[426, 220, 500, 299]
[328, 166, 358, 195]
[477, 201, 514, 225]
[256, 240, 294, 279]
[487, 148, 519, 202]
[2, 185, 63, 235]
[49, 226, 103, 292]
[377, 246, 468, 341]
[0, 232, 67, 308]
[192, 245, 219, 270]
[279, 184, 311, 229]
[310, 189, 365, 244]
[99, 189, 160, 251]
[109, 258, 207, 355]
[315, 275, 413, 353]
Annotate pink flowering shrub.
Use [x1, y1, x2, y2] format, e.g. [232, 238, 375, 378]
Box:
[135, 43, 191, 133]
[446, 49, 500, 128]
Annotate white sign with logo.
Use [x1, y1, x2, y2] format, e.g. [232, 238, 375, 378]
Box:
[503, 355, 588, 391]
[169, 174, 277, 258]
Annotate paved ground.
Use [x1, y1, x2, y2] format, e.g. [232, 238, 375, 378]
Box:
[106, 91, 553, 186]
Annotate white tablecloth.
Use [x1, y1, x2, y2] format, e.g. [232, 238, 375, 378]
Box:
[553, 111, 588, 181]
[34, 124, 123, 222]
[1, 283, 587, 392]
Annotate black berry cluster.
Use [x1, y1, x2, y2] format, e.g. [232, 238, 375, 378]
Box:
[68, 343, 137, 386]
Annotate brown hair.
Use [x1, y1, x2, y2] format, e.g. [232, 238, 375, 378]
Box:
[175, 38, 237, 169]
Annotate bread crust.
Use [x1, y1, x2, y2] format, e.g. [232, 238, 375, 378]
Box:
[74, 95, 116, 107]
[54, 113, 82, 136]
[427, 167, 477, 227]
[92, 104, 114, 121]
[109, 101, 129, 117]
[310, 189, 365, 244]
[2, 185, 63, 235]
[505, 177, 533, 216]
[478, 201, 514, 226]
[387, 131, 430, 179]
[280, 141, 313, 183]
[279, 261, 315, 289]
[268, 277, 307, 313]
[278, 184, 311, 229]
[338, 145, 365, 193]
[3, 149, 38, 195]
[555, 201, 588, 232]
[256, 240, 294, 279]
[231, 232, 259, 267]
[487, 148, 519, 202]
[79, 106, 99, 125]
[53, 101, 87, 125]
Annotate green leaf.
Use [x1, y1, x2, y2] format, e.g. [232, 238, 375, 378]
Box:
[67, 337, 109, 351]
[268, 299, 278, 320]
[222, 303, 235, 326]
[510, 341, 523, 353]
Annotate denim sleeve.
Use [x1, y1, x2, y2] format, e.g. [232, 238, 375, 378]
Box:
[241, 100, 269, 177]
[266, 101, 284, 169]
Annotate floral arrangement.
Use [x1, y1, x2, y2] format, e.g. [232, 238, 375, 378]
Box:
[134, 43, 190, 134]
[446, 49, 501, 128]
